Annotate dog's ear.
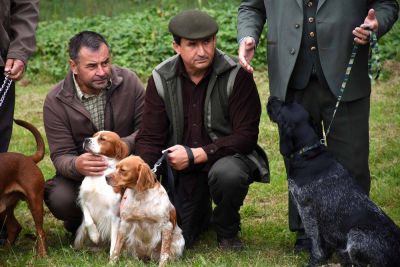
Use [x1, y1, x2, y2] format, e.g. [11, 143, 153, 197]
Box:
[115, 140, 129, 160]
[278, 127, 294, 157]
[267, 96, 283, 123]
[136, 163, 156, 192]
[169, 208, 177, 228]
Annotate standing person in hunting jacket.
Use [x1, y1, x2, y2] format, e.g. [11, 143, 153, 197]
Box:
[43, 31, 145, 235]
[237, 0, 399, 252]
[135, 10, 269, 250]
[0, 0, 39, 244]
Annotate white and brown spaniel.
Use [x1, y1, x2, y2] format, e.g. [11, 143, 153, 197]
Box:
[106, 155, 185, 267]
[74, 131, 129, 255]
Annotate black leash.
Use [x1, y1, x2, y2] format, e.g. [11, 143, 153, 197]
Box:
[152, 150, 175, 204]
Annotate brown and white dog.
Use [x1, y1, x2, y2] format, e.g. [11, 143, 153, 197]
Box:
[106, 155, 185, 267]
[74, 131, 129, 255]
[0, 119, 47, 257]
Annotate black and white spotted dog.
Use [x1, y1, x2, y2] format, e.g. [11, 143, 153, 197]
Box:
[267, 96, 400, 267]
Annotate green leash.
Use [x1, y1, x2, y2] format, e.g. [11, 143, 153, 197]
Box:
[322, 30, 381, 146]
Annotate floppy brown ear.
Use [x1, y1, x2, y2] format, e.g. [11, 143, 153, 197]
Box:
[135, 163, 156, 192]
[169, 207, 177, 228]
[115, 140, 129, 160]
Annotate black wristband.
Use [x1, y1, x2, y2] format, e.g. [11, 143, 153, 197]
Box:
[184, 146, 195, 167]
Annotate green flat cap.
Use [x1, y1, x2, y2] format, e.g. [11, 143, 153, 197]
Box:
[168, 10, 218, 40]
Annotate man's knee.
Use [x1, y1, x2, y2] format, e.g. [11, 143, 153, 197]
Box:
[44, 177, 82, 221]
[208, 156, 252, 196]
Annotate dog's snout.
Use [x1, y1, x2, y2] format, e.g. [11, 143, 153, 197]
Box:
[83, 138, 92, 150]
[105, 175, 113, 185]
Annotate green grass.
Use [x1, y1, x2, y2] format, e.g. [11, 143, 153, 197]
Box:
[1, 61, 399, 266]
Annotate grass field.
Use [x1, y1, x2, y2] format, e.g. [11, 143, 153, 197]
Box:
[1, 61, 399, 266]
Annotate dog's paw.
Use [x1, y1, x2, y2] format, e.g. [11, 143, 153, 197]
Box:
[159, 253, 169, 267]
[87, 224, 100, 244]
[109, 254, 119, 265]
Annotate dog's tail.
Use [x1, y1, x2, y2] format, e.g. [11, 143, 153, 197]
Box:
[14, 119, 45, 163]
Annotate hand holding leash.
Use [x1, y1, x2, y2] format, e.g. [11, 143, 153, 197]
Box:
[353, 9, 379, 45]
[4, 58, 25, 81]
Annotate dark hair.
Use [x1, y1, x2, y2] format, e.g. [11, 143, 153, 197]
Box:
[172, 34, 181, 45]
[68, 31, 110, 61]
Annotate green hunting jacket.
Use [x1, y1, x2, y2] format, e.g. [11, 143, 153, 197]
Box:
[0, 0, 39, 66]
[237, 0, 399, 101]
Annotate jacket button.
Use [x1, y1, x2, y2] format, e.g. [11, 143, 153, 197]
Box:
[290, 48, 296, 55]
[295, 24, 300, 29]
[309, 31, 315, 37]
[308, 17, 314, 23]
[310, 46, 317, 51]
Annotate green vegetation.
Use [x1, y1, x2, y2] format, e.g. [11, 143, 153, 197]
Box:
[1, 0, 399, 266]
[28, 1, 399, 83]
[39, 0, 216, 21]
[29, 1, 257, 82]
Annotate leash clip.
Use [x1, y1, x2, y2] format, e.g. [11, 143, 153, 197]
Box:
[151, 149, 170, 173]
[320, 138, 327, 147]
[151, 161, 162, 173]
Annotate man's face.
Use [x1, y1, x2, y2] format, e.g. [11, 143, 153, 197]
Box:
[69, 43, 112, 95]
[173, 35, 216, 74]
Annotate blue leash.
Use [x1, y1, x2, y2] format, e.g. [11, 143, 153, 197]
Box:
[322, 30, 380, 146]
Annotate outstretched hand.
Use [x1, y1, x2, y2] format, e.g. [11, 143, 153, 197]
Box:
[238, 37, 256, 73]
[353, 9, 379, 45]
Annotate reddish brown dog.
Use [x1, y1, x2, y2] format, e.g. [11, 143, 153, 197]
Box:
[0, 119, 47, 257]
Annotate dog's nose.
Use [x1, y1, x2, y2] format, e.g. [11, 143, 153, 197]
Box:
[83, 138, 91, 149]
[105, 175, 112, 185]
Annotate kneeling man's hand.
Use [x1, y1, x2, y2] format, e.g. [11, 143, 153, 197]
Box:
[75, 152, 108, 176]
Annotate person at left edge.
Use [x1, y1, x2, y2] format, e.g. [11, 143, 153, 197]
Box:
[0, 0, 40, 244]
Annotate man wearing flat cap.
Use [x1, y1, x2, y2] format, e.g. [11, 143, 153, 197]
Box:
[135, 10, 269, 250]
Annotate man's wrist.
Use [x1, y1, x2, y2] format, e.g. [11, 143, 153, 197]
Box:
[192, 147, 208, 164]
[238, 36, 256, 48]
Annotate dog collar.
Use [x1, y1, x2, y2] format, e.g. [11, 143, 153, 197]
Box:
[290, 142, 321, 158]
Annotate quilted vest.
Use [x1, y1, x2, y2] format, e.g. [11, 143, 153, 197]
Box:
[152, 49, 269, 183]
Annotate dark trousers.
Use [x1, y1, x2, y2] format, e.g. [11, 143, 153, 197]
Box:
[0, 70, 15, 153]
[286, 78, 370, 232]
[0, 70, 15, 237]
[44, 175, 83, 234]
[174, 155, 255, 247]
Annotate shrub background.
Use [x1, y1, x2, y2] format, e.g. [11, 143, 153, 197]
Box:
[28, 1, 399, 82]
